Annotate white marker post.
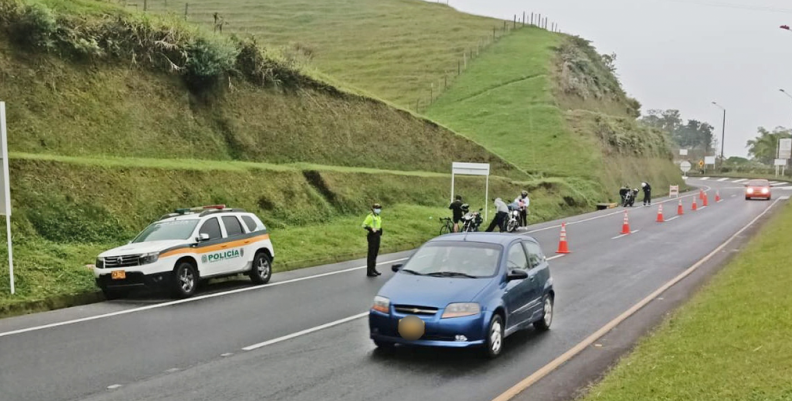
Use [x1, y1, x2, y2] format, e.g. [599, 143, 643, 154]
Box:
[450, 162, 491, 221]
[0, 102, 13, 294]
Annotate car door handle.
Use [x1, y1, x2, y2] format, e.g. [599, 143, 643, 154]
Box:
[221, 245, 228, 249]
[244, 240, 251, 244]
[529, 274, 536, 281]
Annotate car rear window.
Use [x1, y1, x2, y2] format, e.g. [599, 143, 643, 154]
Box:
[222, 216, 244, 237]
[241, 215, 264, 232]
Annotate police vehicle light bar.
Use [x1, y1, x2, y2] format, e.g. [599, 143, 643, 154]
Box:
[202, 204, 226, 210]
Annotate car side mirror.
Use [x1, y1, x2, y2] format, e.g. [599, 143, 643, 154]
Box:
[392, 264, 403, 272]
[507, 269, 529, 281]
[196, 233, 210, 242]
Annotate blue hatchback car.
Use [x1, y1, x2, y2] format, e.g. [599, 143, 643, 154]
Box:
[369, 233, 555, 358]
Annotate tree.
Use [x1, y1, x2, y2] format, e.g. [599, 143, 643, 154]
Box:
[641, 109, 682, 135]
[746, 126, 792, 165]
[601, 52, 618, 75]
[640, 110, 715, 152]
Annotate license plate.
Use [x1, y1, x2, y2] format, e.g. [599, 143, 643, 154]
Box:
[111, 270, 126, 280]
[398, 315, 425, 340]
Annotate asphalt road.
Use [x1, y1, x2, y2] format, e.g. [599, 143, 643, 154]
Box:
[0, 178, 786, 401]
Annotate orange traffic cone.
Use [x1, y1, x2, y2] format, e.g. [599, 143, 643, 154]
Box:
[692, 197, 698, 211]
[699, 189, 705, 200]
[677, 199, 684, 215]
[656, 204, 665, 222]
[556, 223, 570, 254]
[621, 210, 631, 235]
[716, 191, 721, 202]
[703, 193, 709, 207]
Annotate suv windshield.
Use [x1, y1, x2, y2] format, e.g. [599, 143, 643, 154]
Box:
[400, 242, 502, 278]
[132, 220, 200, 243]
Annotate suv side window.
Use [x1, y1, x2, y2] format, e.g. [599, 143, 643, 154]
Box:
[221, 216, 244, 237]
[523, 241, 545, 268]
[199, 218, 222, 240]
[506, 243, 530, 271]
[241, 215, 263, 233]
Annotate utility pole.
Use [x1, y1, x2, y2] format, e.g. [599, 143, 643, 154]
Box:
[711, 102, 726, 170]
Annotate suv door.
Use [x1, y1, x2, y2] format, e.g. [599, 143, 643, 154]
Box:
[196, 217, 224, 276]
[503, 242, 536, 329]
[218, 215, 248, 274]
[522, 240, 549, 321]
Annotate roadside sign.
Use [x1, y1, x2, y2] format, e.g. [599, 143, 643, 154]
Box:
[704, 156, 716, 165]
[669, 185, 679, 197]
[774, 158, 787, 166]
[0, 102, 14, 295]
[679, 149, 688, 156]
[680, 161, 691, 173]
[698, 160, 705, 168]
[779, 138, 792, 159]
[450, 162, 491, 221]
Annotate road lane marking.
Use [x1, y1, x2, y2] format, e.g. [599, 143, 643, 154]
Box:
[546, 255, 565, 261]
[733, 179, 747, 183]
[717, 178, 729, 182]
[242, 312, 369, 351]
[610, 230, 639, 240]
[526, 187, 711, 235]
[107, 385, 122, 390]
[491, 197, 784, 401]
[0, 258, 408, 339]
[666, 216, 679, 222]
[221, 353, 233, 357]
[700, 177, 710, 180]
[731, 194, 737, 197]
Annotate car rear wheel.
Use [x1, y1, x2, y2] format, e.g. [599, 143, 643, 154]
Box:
[483, 314, 504, 358]
[533, 294, 554, 332]
[249, 252, 272, 285]
[171, 262, 198, 299]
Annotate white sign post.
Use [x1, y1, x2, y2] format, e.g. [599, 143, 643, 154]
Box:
[451, 162, 491, 222]
[775, 158, 787, 177]
[0, 102, 13, 295]
[680, 161, 691, 179]
[669, 185, 679, 197]
[679, 149, 688, 156]
[704, 156, 716, 165]
[777, 139, 791, 177]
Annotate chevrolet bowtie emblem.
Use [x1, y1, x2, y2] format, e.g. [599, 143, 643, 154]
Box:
[413, 308, 419, 313]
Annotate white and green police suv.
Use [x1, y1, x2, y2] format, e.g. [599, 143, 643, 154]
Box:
[94, 205, 275, 299]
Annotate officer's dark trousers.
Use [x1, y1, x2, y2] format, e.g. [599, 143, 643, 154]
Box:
[519, 209, 528, 227]
[367, 233, 381, 274]
[485, 212, 508, 232]
[643, 190, 651, 205]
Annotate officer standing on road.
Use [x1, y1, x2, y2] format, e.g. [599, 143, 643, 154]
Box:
[449, 195, 464, 232]
[514, 190, 530, 227]
[642, 182, 652, 206]
[362, 203, 383, 277]
[485, 198, 509, 232]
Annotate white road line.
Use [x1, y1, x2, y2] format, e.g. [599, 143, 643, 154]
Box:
[731, 194, 737, 197]
[107, 385, 122, 390]
[242, 312, 369, 351]
[0, 258, 409, 339]
[666, 216, 679, 222]
[165, 368, 180, 373]
[717, 178, 729, 182]
[221, 353, 233, 357]
[492, 197, 784, 401]
[733, 179, 747, 183]
[546, 254, 566, 261]
[700, 177, 710, 180]
[611, 230, 639, 240]
[526, 188, 710, 235]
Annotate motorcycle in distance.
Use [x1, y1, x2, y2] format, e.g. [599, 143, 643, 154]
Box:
[506, 203, 521, 233]
[623, 188, 639, 207]
[460, 205, 483, 232]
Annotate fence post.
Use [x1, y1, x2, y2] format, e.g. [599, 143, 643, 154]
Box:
[458, 60, 461, 75]
[143, 0, 147, 11]
[444, 75, 447, 89]
[493, 27, 496, 39]
[184, 3, 188, 20]
[522, 12, 526, 26]
[503, 21, 506, 32]
[513, 15, 516, 29]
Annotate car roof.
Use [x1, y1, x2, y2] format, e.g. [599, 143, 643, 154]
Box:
[426, 233, 530, 246]
[747, 179, 769, 184]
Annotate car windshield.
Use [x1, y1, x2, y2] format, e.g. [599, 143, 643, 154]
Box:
[747, 180, 769, 187]
[400, 242, 502, 278]
[131, 219, 200, 243]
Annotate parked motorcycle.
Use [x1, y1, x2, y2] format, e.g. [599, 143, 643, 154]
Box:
[461, 207, 483, 232]
[506, 206, 521, 233]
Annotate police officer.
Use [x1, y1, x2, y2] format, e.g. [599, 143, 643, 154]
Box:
[641, 182, 652, 206]
[362, 203, 383, 277]
[513, 190, 530, 227]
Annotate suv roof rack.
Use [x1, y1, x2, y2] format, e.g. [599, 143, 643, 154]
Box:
[157, 205, 246, 221]
[198, 208, 247, 217]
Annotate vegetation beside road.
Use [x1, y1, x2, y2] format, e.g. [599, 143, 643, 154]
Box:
[580, 202, 792, 401]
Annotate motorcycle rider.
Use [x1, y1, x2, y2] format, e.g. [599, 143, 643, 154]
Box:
[641, 182, 652, 206]
[619, 185, 629, 206]
[485, 197, 509, 232]
[513, 190, 530, 227]
[449, 195, 464, 232]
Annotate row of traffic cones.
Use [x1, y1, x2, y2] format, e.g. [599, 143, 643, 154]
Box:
[555, 189, 723, 253]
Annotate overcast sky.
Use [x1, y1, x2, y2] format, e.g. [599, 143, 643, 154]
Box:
[439, 0, 792, 158]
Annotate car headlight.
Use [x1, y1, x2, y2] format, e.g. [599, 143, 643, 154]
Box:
[762, 188, 769, 194]
[372, 296, 390, 313]
[140, 252, 159, 265]
[442, 303, 481, 319]
[746, 188, 754, 194]
[95, 257, 104, 269]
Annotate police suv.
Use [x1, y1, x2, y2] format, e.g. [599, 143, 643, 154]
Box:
[94, 205, 275, 299]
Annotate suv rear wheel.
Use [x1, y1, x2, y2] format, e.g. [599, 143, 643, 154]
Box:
[249, 252, 272, 285]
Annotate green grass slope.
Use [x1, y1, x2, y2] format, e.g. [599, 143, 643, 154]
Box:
[426, 28, 683, 198]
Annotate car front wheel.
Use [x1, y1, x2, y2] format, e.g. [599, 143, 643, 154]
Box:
[533, 294, 554, 331]
[483, 314, 504, 358]
[172, 262, 198, 299]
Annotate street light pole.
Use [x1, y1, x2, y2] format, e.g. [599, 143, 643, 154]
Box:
[711, 102, 726, 169]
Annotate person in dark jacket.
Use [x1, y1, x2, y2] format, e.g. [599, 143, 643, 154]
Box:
[362, 203, 383, 277]
[641, 182, 652, 206]
[449, 195, 464, 232]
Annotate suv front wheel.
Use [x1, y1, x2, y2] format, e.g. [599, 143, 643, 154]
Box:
[172, 262, 198, 298]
